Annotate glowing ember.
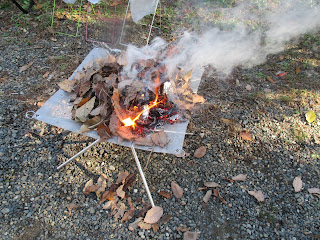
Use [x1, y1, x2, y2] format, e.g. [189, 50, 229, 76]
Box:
[122, 117, 135, 127]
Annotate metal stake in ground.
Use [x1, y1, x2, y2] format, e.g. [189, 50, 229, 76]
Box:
[57, 139, 100, 170]
[131, 142, 155, 207]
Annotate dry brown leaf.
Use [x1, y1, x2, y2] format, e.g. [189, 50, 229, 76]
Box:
[75, 97, 96, 122]
[79, 80, 91, 96]
[308, 188, 320, 194]
[194, 146, 206, 158]
[266, 76, 277, 83]
[220, 118, 233, 125]
[97, 122, 112, 142]
[150, 131, 169, 148]
[293, 176, 303, 192]
[152, 223, 159, 234]
[42, 71, 50, 78]
[232, 174, 247, 181]
[240, 130, 253, 141]
[114, 202, 126, 221]
[248, 190, 265, 202]
[184, 231, 200, 240]
[116, 171, 129, 184]
[204, 182, 220, 188]
[79, 124, 90, 133]
[100, 190, 116, 204]
[192, 95, 205, 104]
[102, 197, 118, 210]
[182, 70, 193, 82]
[296, 66, 301, 74]
[121, 209, 135, 223]
[138, 221, 152, 230]
[171, 181, 183, 199]
[58, 79, 76, 93]
[83, 179, 94, 195]
[203, 190, 212, 203]
[176, 225, 190, 232]
[159, 191, 171, 199]
[67, 203, 79, 216]
[134, 137, 154, 147]
[123, 173, 136, 191]
[213, 189, 226, 204]
[19, 61, 33, 73]
[116, 185, 126, 199]
[117, 126, 138, 141]
[109, 112, 120, 135]
[144, 206, 163, 224]
[128, 217, 143, 231]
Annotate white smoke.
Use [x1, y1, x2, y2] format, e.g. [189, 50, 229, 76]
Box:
[125, 0, 320, 76]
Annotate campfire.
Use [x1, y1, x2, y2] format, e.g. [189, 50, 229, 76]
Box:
[58, 44, 204, 148]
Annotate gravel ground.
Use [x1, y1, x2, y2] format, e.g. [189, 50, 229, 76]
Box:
[1, 3, 320, 240]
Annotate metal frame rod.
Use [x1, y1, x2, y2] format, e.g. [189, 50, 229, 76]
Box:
[131, 143, 155, 207]
[57, 139, 100, 170]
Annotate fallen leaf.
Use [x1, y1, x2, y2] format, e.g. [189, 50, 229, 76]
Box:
[240, 130, 253, 141]
[194, 146, 206, 158]
[19, 61, 33, 72]
[97, 122, 112, 142]
[117, 126, 138, 141]
[204, 182, 220, 188]
[182, 70, 193, 82]
[266, 76, 277, 83]
[102, 197, 118, 210]
[75, 97, 96, 122]
[192, 94, 205, 103]
[296, 66, 301, 74]
[176, 225, 190, 232]
[305, 110, 316, 123]
[83, 179, 94, 195]
[114, 202, 126, 221]
[116, 171, 129, 184]
[276, 71, 287, 77]
[121, 209, 135, 223]
[134, 137, 154, 147]
[246, 84, 252, 91]
[42, 71, 50, 78]
[158, 214, 172, 224]
[171, 181, 183, 199]
[122, 173, 136, 191]
[67, 203, 79, 216]
[79, 80, 91, 96]
[232, 174, 247, 181]
[184, 231, 200, 240]
[152, 223, 159, 234]
[308, 188, 320, 194]
[293, 176, 303, 192]
[159, 191, 171, 199]
[128, 217, 143, 231]
[144, 206, 163, 224]
[150, 131, 169, 148]
[220, 118, 233, 125]
[138, 221, 152, 230]
[116, 185, 126, 199]
[100, 190, 116, 204]
[203, 190, 212, 203]
[58, 79, 76, 93]
[248, 190, 265, 202]
[213, 189, 226, 204]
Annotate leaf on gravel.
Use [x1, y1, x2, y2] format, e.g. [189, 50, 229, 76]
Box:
[144, 206, 164, 224]
[114, 202, 126, 221]
[305, 110, 316, 123]
[19, 61, 33, 72]
[129, 217, 143, 231]
[83, 179, 94, 195]
[232, 174, 247, 181]
[203, 190, 212, 203]
[159, 191, 171, 199]
[116, 185, 126, 199]
[293, 176, 303, 192]
[116, 171, 129, 184]
[184, 231, 200, 240]
[100, 190, 116, 204]
[213, 189, 226, 204]
[96, 174, 108, 197]
[121, 208, 135, 223]
[138, 221, 152, 230]
[150, 131, 168, 148]
[67, 203, 79, 216]
[204, 182, 220, 188]
[75, 97, 96, 122]
[220, 118, 233, 125]
[266, 76, 277, 83]
[176, 225, 190, 232]
[308, 188, 320, 194]
[102, 197, 118, 210]
[42, 71, 50, 78]
[240, 130, 253, 141]
[58, 79, 76, 93]
[194, 146, 206, 158]
[171, 181, 184, 199]
[123, 173, 136, 191]
[248, 190, 265, 202]
[152, 223, 159, 234]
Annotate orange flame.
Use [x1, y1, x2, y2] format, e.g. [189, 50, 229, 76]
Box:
[122, 74, 161, 128]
